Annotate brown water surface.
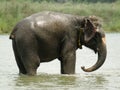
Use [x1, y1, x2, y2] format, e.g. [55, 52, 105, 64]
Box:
[0, 33, 120, 90]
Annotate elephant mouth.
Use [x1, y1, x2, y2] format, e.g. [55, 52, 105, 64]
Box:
[81, 37, 107, 72]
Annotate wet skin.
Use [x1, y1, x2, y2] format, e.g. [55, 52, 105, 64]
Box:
[10, 11, 107, 75]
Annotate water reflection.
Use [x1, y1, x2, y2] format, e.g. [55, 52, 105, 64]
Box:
[14, 73, 108, 90]
[82, 74, 108, 89]
[15, 74, 76, 89]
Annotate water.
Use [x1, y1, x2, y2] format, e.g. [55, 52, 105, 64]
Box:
[0, 33, 120, 90]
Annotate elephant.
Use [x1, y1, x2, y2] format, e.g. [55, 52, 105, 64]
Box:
[9, 11, 107, 75]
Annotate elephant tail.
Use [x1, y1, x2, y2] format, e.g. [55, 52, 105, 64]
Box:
[9, 27, 17, 39]
[9, 34, 14, 39]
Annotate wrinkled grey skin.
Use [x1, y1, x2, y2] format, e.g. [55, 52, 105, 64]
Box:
[10, 11, 107, 75]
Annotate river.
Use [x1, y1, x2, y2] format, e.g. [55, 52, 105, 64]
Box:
[0, 33, 120, 90]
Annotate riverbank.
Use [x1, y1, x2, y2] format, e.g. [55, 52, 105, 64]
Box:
[0, 1, 120, 34]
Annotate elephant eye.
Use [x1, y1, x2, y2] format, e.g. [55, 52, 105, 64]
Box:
[84, 33, 99, 52]
[90, 38, 97, 46]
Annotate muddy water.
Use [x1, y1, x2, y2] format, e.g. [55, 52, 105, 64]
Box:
[0, 33, 120, 90]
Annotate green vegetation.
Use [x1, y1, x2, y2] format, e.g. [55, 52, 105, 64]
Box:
[0, 0, 120, 33]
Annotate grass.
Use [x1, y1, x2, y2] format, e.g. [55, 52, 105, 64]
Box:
[0, 0, 120, 34]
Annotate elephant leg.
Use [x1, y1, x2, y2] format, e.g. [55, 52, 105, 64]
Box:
[12, 41, 27, 74]
[60, 37, 76, 74]
[60, 51, 76, 74]
[21, 53, 40, 75]
[15, 34, 40, 75]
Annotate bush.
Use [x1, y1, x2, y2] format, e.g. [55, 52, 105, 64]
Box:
[0, 0, 120, 33]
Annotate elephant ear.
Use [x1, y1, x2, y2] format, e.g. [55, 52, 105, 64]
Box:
[83, 18, 96, 42]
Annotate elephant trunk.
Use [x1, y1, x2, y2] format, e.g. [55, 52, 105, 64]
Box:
[81, 37, 107, 72]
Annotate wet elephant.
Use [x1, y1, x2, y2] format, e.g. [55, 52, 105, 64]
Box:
[10, 11, 107, 75]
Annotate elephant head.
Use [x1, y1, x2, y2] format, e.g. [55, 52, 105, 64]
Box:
[79, 16, 107, 72]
